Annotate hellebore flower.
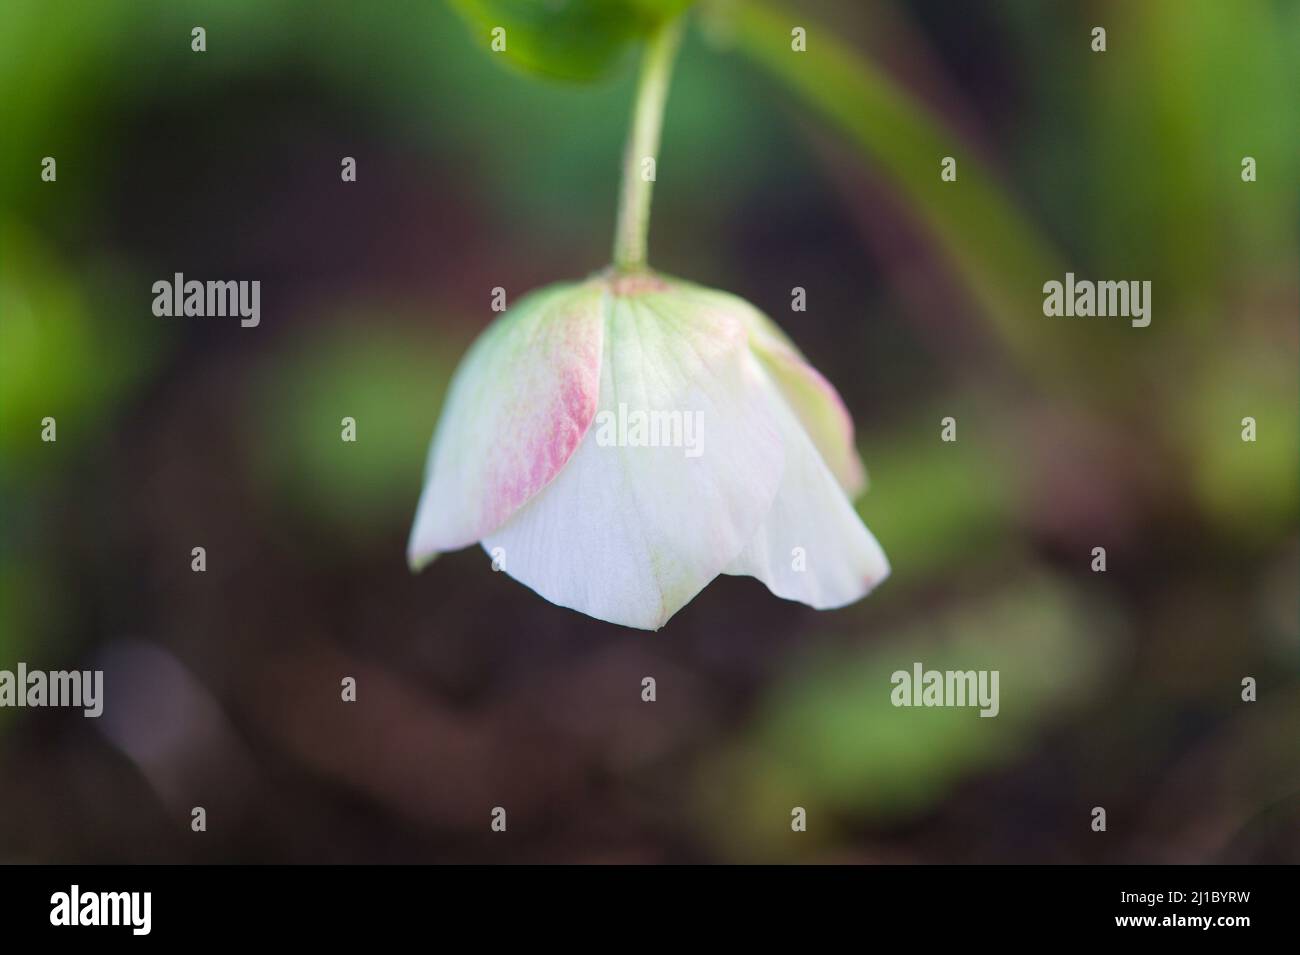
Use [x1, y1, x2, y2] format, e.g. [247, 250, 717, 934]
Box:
[408, 14, 888, 629]
[407, 271, 889, 630]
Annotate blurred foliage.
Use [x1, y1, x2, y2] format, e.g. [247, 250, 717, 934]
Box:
[722, 0, 1066, 384]
[0, 222, 160, 475]
[1182, 351, 1299, 541]
[0, 221, 159, 700]
[449, 0, 695, 81]
[246, 314, 458, 546]
[856, 406, 1016, 584]
[698, 571, 1115, 860]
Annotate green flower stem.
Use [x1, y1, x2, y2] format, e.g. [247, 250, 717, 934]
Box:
[612, 16, 684, 272]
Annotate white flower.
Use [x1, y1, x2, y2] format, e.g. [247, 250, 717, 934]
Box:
[408, 270, 889, 630]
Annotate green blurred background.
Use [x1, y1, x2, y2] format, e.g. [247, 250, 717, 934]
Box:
[1, 0, 1297, 862]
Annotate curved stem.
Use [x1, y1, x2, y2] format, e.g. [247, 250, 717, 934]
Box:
[612, 16, 684, 272]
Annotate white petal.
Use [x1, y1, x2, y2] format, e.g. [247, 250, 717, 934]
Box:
[724, 363, 889, 609]
[483, 287, 783, 630]
[407, 281, 605, 568]
[675, 281, 867, 497]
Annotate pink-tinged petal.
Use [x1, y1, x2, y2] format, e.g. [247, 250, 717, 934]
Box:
[407, 280, 605, 568]
[675, 282, 866, 497]
[482, 285, 784, 630]
[725, 361, 889, 609]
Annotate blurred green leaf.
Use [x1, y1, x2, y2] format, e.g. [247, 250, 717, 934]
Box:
[857, 407, 1016, 583]
[698, 572, 1115, 860]
[1182, 349, 1300, 540]
[450, 0, 693, 81]
[245, 313, 458, 546]
[0, 220, 161, 475]
[726, 1, 1070, 387]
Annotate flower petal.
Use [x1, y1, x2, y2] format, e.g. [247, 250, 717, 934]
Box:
[724, 362, 889, 610]
[407, 281, 605, 568]
[483, 286, 784, 630]
[676, 282, 866, 496]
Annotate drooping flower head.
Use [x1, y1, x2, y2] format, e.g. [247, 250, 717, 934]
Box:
[409, 271, 888, 629]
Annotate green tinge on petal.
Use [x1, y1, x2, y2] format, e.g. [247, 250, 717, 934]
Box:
[672, 281, 867, 497]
